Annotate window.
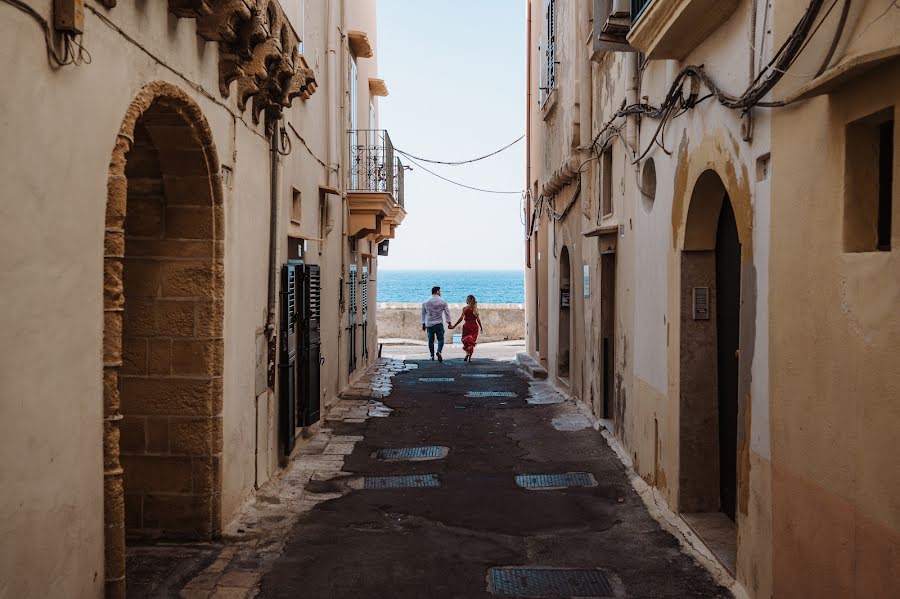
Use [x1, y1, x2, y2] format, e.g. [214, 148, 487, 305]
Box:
[291, 188, 301, 224]
[349, 57, 358, 132]
[844, 108, 894, 252]
[539, 0, 557, 107]
[601, 146, 613, 217]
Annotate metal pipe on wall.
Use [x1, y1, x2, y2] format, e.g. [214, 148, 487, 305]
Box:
[526, 0, 533, 269]
[265, 122, 282, 389]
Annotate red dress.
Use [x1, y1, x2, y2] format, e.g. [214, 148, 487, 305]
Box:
[462, 308, 479, 354]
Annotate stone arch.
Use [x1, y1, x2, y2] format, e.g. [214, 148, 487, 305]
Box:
[103, 81, 224, 598]
[677, 166, 752, 573]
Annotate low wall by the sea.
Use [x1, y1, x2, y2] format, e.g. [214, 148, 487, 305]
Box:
[377, 303, 525, 343]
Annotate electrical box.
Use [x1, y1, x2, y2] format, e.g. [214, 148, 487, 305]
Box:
[55, 0, 84, 34]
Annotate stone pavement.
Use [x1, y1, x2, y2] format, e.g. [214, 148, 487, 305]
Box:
[132, 356, 734, 598]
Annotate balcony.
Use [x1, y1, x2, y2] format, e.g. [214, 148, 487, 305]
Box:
[627, 0, 739, 60]
[347, 130, 406, 240]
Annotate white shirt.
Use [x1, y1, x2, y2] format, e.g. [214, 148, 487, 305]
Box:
[421, 295, 451, 327]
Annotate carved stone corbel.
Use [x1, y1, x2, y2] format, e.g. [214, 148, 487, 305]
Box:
[196, 0, 254, 42]
[168, 0, 213, 18]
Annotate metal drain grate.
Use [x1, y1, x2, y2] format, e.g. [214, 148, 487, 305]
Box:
[515, 472, 598, 489]
[488, 567, 614, 597]
[466, 391, 518, 398]
[461, 374, 502, 378]
[376, 446, 449, 461]
[419, 377, 455, 382]
[363, 474, 441, 489]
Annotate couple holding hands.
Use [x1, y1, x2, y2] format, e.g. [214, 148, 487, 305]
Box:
[420, 286, 483, 362]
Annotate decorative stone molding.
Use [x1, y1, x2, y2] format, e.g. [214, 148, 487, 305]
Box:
[151, 0, 317, 128]
[102, 2, 317, 127]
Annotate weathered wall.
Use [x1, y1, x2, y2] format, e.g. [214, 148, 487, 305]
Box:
[0, 0, 393, 595]
[377, 303, 525, 343]
[768, 5, 900, 591]
[527, 0, 774, 597]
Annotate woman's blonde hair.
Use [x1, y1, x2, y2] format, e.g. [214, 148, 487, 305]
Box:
[467, 294, 479, 315]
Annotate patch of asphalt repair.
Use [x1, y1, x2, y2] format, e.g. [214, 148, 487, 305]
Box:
[253, 355, 733, 599]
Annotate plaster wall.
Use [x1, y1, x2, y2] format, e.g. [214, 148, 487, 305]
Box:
[527, 0, 775, 595]
[769, 54, 900, 597]
[0, 0, 392, 595]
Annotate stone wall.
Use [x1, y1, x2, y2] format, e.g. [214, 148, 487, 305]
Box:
[377, 303, 525, 343]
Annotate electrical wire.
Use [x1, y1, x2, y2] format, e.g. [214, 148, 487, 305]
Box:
[2, 0, 90, 67]
[394, 134, 524, 166]
[286, 122, 337, 171]
[586, 0, 842, 165]
[401, 154, 523, 195]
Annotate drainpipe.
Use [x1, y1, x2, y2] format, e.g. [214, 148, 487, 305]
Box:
[525, 0, 532, 269]
[626, 51, 639, 159]
[266, 122, 281, 388]
[326, 0, 348, 318]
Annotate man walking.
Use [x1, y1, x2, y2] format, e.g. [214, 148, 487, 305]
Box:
[421, 286, 452, 362]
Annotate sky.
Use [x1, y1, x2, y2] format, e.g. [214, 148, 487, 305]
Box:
[376, 0, 526, 271]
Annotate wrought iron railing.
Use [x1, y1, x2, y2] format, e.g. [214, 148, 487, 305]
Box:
[631, 0, 652, 23]
[348, 129, 399, 199]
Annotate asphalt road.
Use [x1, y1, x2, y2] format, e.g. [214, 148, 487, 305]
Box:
[258, 357, 730, 599]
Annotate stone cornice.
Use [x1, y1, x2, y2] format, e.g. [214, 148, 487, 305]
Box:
[102, 1, 318, 130]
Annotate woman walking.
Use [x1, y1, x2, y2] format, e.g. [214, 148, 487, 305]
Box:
[450, 295, 483, 362]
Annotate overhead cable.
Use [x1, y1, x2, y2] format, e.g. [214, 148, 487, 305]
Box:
[590, 0, 837, 162]
[394, 135, 524, 166]
[402, 154, 522, 195]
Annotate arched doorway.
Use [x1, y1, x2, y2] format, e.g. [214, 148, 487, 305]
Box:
[102, 82, 224, 598]
[677, 169, 743, 572]
[558, 246, 572, 381]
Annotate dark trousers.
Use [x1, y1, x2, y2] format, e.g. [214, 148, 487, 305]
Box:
[426, 323, 445, 356]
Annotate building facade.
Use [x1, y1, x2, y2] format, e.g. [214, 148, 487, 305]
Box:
[0, 1, 403, 597]
[524, 0, 898, 596]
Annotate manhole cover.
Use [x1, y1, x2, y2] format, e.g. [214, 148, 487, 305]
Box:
[419, 377, 455, 382]
[488, 567, 614, 597]
[461, 374, 502, 378]
[364, 474, 441, 489]
[466, 391, 518, 398]
[515, 472, 597, 489]
[376, 446, 449, 461]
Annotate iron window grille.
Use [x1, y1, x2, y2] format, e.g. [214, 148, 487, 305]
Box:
[631, 0, 652, 23]
[540, 0, 558, 106]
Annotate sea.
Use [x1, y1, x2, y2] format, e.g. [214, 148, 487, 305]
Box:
[377, 270, 524, 304]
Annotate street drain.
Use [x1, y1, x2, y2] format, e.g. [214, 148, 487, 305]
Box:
[488, 567, 614, 597]
[419, 377, 455, 382]
[466, 391, 517, 398]
[376, 446, 449, 461]
[515, 472, 598, 489]
[363, 474, 441, 489]
[461, 374, 502, 378]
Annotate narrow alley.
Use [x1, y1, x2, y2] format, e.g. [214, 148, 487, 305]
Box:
[144, 356, 732, 598]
